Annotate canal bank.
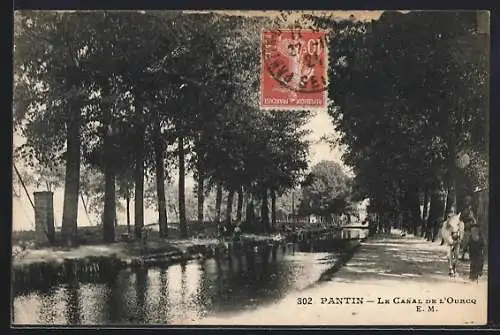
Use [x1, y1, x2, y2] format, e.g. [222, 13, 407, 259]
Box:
[12, 224, 369, 294]
[191, 232, 488, 326]
[12, 235, 364, 325]
[11, 234, 289, 295]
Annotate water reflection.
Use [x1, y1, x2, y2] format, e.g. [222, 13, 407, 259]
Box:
[11, 292, 14, 323]
[64, 279, 81, 325]
[135, 267, 149, 323]
[13, 245, 340, 325]
[38, 286, 65, 324]
[79, 282, 107, 324]
[156, 268, 170, 323]
[104, 271, 127, 323]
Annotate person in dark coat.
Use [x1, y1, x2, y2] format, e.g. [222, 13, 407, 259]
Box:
[468, 222, 485, 281]
[430, 181, 447, 242]
[459, 196, 476, 261]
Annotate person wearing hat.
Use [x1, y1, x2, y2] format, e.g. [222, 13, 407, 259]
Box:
[468, 220, 485, 281]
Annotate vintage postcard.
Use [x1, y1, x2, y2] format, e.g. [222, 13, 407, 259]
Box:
[11, 10, 489, 326]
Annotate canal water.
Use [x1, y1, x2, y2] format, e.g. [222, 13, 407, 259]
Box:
[12, 244, 352, 325]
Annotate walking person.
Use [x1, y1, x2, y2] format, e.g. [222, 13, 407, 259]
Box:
[468, 221, 485, 282]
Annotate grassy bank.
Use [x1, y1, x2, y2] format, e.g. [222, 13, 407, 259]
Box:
[11, 219, 370, 295]
[12, 222, 222, 248]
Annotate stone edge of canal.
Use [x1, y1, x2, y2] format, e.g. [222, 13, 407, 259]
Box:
[11, 238, 287, 295]
[11, 234, 367, 296]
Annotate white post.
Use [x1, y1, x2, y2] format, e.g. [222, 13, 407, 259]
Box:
[34, 191, 55, 247]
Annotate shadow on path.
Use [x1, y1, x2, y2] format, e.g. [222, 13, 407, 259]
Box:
[317, 233, 488, 285]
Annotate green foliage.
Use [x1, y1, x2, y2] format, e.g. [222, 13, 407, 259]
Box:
[14, 11, 314, 238]
[298, 160, 353, 217]
[307, 11, 488, 217]
[275, 189, 303, 219]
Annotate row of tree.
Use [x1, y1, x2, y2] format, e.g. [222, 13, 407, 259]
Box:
[13, 11, 313, 245]
[16, 10, 486, 244]
[305, 11, 489, 239]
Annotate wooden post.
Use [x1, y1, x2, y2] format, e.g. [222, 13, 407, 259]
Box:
[34, 191, 56, 247]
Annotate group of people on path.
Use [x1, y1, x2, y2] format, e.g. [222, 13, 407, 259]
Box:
[365, 189, 485, 281]
[440, 194, 485, 281]
[419, 179, 485, 281]
[453, 195, 485, 281]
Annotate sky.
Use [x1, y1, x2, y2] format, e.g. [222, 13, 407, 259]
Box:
[11, 10, 394, 231]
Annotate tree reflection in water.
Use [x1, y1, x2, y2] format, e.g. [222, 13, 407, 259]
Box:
[156, 268, 170, 323]
[37, 286, 60, 324]
[64, 278, 81, 325]
[195, 260, 210, 315]
[103, 270, 132, 323]
[12, 244, 343, 325]
[193, 246, 294, 315]
[134, 267, 149, 323]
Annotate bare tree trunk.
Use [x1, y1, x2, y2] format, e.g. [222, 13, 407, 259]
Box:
[246, 194, 255, 224]
[409, 184, 421, 235]
[61, 98, 81, 247]
[422, 186, 429, 222]
[215, 182, 223, 224]
[197, 165, 205, 225]
[236, 187, 243, 222]
[126, 187, 131, 234]
[291, 191, 296, 232]
[171, 203, 178, 221]
[225, 189, 235, 226]
[102, 85, 116, 243]
[445, 139, 458, 216]
[444, 184, 454, 216]
[242, 189, 249, 221]
[103, 133, 116, 242]
[271, 190, 277, 228]
[154, 130, 168, 238]
[134, 113, 145, 239]
[261, 189, 270, 233]
[178, 136, 187, 238]
[428, 185, 447, 242]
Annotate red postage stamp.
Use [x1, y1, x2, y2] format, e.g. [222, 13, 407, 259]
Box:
[260, 29, 328, 110]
